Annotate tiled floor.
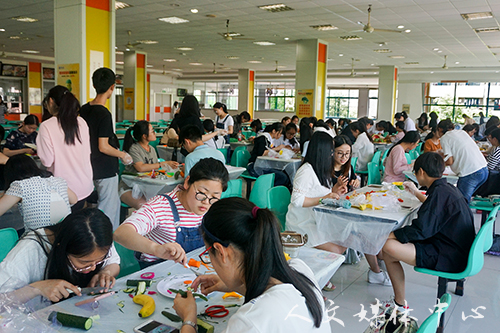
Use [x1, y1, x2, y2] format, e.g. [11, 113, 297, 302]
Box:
[322, 212, 500, 332]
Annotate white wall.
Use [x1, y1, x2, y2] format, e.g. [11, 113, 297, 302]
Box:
[396, 82, 424, 120]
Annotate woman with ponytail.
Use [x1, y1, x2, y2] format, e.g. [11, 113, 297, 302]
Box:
[383, 131, 420, 183]
[172, 197, 329, 332]
[37, 85, 93, 212]
[119, 120, 179, 209]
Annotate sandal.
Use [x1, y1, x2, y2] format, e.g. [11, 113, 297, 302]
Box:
[322, 281, 336, 291]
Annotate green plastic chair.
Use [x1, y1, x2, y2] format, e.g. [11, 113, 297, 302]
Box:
[221, 179, 243, 199]
[0, 228, 19, 262]
[414, 205, 499, 332]
[417, 293, 452, 333]
[267, 186, 291, 231]
[367, 162, 381, 185]
[410, 149, 420, 160]
[114, 241, 140, 278]
[350, 156, 358, 173]
[405, 152, 412, 164]
[380, 148, 390, 173]
[249, 173, 275, 208]
[356, 151, 381, 186]
[116, 129, 127, 135]
[231, 149, 251, 167]
[217, 147, 229, 164]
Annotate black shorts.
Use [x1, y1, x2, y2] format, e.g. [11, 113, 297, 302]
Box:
[415, 243, 439, 269]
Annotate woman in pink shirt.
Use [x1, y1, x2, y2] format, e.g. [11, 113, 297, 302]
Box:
[37, 86, 93, 212]
[383, 131, 420, 183]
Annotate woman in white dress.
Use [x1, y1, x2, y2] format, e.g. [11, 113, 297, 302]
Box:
[351, 121, 375, 171]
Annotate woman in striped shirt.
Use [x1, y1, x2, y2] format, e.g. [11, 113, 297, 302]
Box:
[114, 158, 229, 269]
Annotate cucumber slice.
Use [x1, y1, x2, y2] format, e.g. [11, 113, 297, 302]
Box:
[126, 279, 152, 287]
[48, 311, 93, 330]
[136, 281, 147, 295]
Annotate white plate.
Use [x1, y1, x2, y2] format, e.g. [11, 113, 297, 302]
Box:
[156, 274, 196, 299]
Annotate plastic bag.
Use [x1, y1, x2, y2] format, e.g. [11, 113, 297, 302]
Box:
[277, 148, 295, 159]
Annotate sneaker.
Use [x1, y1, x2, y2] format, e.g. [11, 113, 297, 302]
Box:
[322, 281, 336, 291]
[377, 296, 409, 313]
[367, 269, 392, 286]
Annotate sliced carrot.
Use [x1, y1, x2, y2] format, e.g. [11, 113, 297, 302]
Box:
[222, 292, 242, 299]
[188, 258, 201, 268]
[183, 280, 192, 285]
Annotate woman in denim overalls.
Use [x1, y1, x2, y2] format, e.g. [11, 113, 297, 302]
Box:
[114, 158, 229, 269]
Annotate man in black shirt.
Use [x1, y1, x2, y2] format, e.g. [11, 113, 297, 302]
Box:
[381, 152, 475, 311]
[80, 67, 133, 229]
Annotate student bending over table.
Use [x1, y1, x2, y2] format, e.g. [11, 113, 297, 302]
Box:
[0, 208, 120, 306]
[381, 152, 475, 311]
[3, 114, 39, 157]
[119, 120, 179, 209]
[173, 197, 330, 333]
[383, 131, 419, 183]
[114, 158, 228, 269]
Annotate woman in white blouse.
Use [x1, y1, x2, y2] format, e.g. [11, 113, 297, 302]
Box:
[351, 121, 375, 171]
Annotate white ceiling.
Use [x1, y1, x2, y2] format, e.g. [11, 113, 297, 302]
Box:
[1, 0, 500, 76]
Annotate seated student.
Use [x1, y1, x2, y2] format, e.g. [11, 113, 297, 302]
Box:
[0, 208, 120, 306]
[247, 119, 263, 142]
[247, 122, 289, 186]
[389, 121, 406, 143]
[271, 123, 285, 148]
[351, 121, 374, 172]
[0, 155, 77, 231]
[376, 120, 398, 136]
[231, 111, 251, 139]
[3, 115, 39, 157]
[486, 127, 500, 171]
[383, 131, 419, 183]
[281, 116, 291, 126]
[281, 123, 301, 152]
[291, 115, 300, 130]
[173, 197, 330, 333]
[114, 158, 228, 269]
[423, 126, 441, 153]
[179, 125, 226, 176]
[299, 117, 314, 154]
[119, 121, 179, 209]
[381, 152, 475, 311]
[202, 119, 226, 149]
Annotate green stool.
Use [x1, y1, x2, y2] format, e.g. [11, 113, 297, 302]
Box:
[267, 186, 291, 231]
[249, 173, 275, 209]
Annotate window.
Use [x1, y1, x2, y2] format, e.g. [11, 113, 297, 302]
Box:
[326, 89, 359, 118]
[254, 82, 295, 112]
[192, 82, 238, 110]
[368, 89, 378, 118]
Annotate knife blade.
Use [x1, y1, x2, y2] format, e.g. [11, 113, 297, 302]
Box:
[67, 286, 111, 295]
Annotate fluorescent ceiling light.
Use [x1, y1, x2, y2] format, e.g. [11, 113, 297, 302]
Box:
[247, 60, 262, 63]
[284, 37, 289, 40]
[190, 9, 199, 13]
[115, 2, 132, 10]
[0, 29, 5, 32]
[163, 58, 177, 62]
[175, 47, 193, 51]
[9, 36, 20, 39]
[172, 68, 183, 71]
[373, 49, 392, 53]
[189, 62, 203, 65]
[461, 12, 493, 20]
[405, 62, 419, 65]
[339, 35, 362, 41]
[258, 3, 294, 12]
[310, 24, 338, 31]
[338, 54, 344, 56]
[226, 56, 240, 59]
[455, 61, 460, 64]
[136, 40, 158, 44]
[388, 55, 405, 59]
[116, 51, 124, 55]
[397, 25, 404, 29]
[433, 48, 439, 51]
[11, 16, 38, 23]
[116, 61, 124, 65]
[158, 17, 189, 24]
[147, 65, 153, 68]
[22, 50, 39, 54]
[253, 41, 275, 46]
[474, 27, 500, 33]
[225, 32, 242, 37]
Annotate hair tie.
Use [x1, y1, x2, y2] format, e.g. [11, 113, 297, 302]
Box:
[63, 90, 69, 95]
[251, 206, 259, 219]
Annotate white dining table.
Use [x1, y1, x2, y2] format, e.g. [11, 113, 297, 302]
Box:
[34, 247, 344, 332]
[254, 156, 302, 181]
[403, 166, 458, 185]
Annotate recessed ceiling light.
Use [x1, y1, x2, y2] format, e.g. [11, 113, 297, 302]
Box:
[397, 25, 404, 29]
[11, 16, 38, 23]
[247, 60, 262, 63]
[190, 9, 199, 13]
[115, 1, 132, 10]
[136, 40, 158, 44]
[461, 12, 493, 20]
[253, 41, 275, 46]
[433, 48, 439, 51]
[437, 50, 443, 53]
[158, 17, 190, 24]
[339, 35, 362, 41]
[388, 55, 405, 59]
[175, 47, 194, 51]
[310, 24, 338, 31]
[284, 37, 289, 40]
[455, 61, 460, 64]
[339, 54, 344, 56]
[116, 51, 124, 55]
[474, 27, 500, 33]
[497, 71, 500, 73]
[0, 29, 5, 32]
[116, 61, 124, 65]
[430, 71, 434, 74]
[22, 50, 39, 54]
[258, 4, 294, 12]
[147, 65, 153, 68]
[189, 62, 203, 66]
[226, 56, 240, 59]
[371, 63, 375, 66]
[404, 29, 411, 33]
[163, 58, 177, 62]
[125, 48, 130, 51]
[405, 62, 419, 65]
[373, 49, 392, 53]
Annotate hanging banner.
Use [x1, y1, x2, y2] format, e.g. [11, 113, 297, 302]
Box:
[296, 89, 314, 117]
[124, 88, 135, 110]
[57, 63, 80, 100]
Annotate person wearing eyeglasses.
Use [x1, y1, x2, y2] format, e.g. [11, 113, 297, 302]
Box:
[114, 158, 229, 269]
[172, 197, 330, 333]
[0, 208, 120, 306]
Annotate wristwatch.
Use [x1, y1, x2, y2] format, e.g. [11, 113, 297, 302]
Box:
[182, 320, 197, 332]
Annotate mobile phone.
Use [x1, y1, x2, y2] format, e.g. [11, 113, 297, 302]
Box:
[134, 320, 179, 333]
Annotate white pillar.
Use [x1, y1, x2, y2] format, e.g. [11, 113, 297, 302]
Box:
[377, 66, 398, 121]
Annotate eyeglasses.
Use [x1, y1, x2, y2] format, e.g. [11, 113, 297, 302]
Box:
[199, 246, 212, 264]
[68, 251, 111, 273]
[194, 185, 220, 205]
[335, 151, 351, 158]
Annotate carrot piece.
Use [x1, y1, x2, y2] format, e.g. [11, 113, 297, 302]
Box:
[222, 292, 242, 300]
[183, 280, 192, 285]
[188, 258, 201, 268]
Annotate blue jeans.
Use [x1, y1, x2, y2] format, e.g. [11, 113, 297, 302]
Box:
[457, 167, 488, 203]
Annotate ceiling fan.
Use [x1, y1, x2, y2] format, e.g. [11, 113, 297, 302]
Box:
[442, 55, 448, 69]
[274, 60, 279, 73]
[357, 4, 401, 33]
[212, 63, 217, 74]
[218, 20, 254, 41]
[350, 58, 356, 77]
[124, 30, 143, 49]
